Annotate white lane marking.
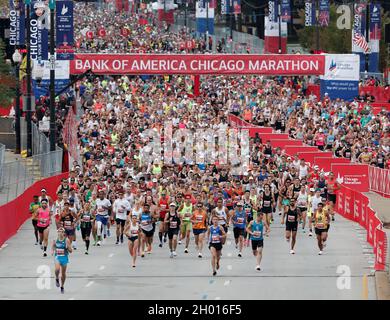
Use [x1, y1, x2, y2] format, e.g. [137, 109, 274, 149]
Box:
[227, 265, 233, 270]
[227, 252, 232, 257]
[215, 297, 221, 300]
[86, 281, 94, 288]
[224, 280, 231, 286]
[99, 265, 105, 271]
[108, 253, 114, 258]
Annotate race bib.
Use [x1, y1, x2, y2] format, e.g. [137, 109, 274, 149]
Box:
[196, 215, 203, 222]
[64, 220, 72, 229]
[98, 208, 105, 212]
[237, 217, 244, 224]
[170, 221, 177, 229]
[211, 234, 220, 243]
[83, 216, 91, 222]
[316, 222, 325, 229]
[40, 218, 48, 225]
[253, 231, 261, 238]
[287, 215, 296, 222]
[56, 248, 65, 256]
[131, 229, 138, 236]
[263, 201, 270, 207]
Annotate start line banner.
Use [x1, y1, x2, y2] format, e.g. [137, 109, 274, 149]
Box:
[70, 54, 325, 75]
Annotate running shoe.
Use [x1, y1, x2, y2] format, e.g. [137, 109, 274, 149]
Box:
[141, 252, 145, 257]
[132, 264, 136, 268]
[55, 278, 60, 288]
[35, 242, 38, 246]
[60, 287, 64, 294]
[178, 240, 182, 245]
[97, 241, 101, 246]
[309, 232, 313, 237]
[318, 251, 323, 255]
[238, 252, 242, 258]
[290, 249, 295, 254]
[332, 217, 335, 221]
[43, 252, 47, 257]
[302, 229, 306, 233]
[159, 243, 163, 248]
[216, 261, 220, 270]
[173, 251, 177, 257]
[85, 250, 89, 255]
[198, 253, 202, 258]
[256, 265, 261, 271]
[184, 248, 188, 253]
[116, 241, 119, 245]
[40, 245, 43, 250]
[170, 252, 174, 258]
[163, 236, 167, 243]
[107, 230, 111, 237]
[120, 238, 124, 244]
[213, 271, 217, 276]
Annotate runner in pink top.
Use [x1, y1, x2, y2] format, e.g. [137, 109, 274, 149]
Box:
[37, 199, 51, 257]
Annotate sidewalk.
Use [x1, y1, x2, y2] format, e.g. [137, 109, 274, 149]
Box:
[364, 192, 390, 225]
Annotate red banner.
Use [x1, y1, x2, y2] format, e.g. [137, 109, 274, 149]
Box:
[86, 31, 94, 39]
[331, 164, 369, 193]
[98, 28, 106, 37]
[366, 207, 381, 246]
[369, 166, 390, 197]
[313, 157, 351, 172]
[270, 139, 303, 149]
[70, 54, 326, 75]
[353, 190, 362, 223]
[284, 146, 318, 157]
[336, 186, 345, 217]
[375, 229, 387, 271]
[344, 187, 354, 221]
[297, 151, 333, 166]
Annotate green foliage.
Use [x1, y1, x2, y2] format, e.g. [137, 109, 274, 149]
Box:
[0, 39, 15, 108]
[296, 4, 351, 53]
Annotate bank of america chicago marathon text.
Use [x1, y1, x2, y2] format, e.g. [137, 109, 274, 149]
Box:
[73, 58, 322, 73]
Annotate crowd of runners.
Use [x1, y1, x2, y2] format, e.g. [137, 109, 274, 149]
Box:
[24, 3, 389, 295]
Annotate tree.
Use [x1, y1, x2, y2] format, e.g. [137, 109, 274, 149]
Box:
[0, 39, 15, 108]
[295, 4, 352, 53]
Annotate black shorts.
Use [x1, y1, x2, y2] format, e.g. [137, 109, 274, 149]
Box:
[128, 236, 138, 242]
[326, 224, 330, 232]
[37, 225, 49, 234]
[168, 229, 179, 240]
[233, 227, 245, 239]
[286, 222, 298, 232]
[251, 239, 264, 250]
[81, 226, 92, 239]
[193, 229, 206, 236]
[315, 228, 327, 235]
[65, 228, 75, 236]
[209, 243, 223, 251]
[262, 207, 272, 214]
[142, 229, 154, 238]
[115, 218, 126, 227]
[327, 194, 336, 203]
[298, 207, 307, 213]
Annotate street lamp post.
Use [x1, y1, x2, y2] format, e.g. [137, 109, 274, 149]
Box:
[49, 0, 56, 152]
[25, 0, 32, 157]
[278, 0, 282, 54]
[12, 50, 22, 155]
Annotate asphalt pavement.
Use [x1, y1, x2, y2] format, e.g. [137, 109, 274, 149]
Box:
[0, 214, 376, 300]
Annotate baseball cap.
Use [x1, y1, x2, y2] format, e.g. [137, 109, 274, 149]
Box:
[310, 188, 315, 192]
[41, 188, 47, 192]
[169, 202, 176, 207]
[185, 195, 191, 200]
[41, 199, 48, 204]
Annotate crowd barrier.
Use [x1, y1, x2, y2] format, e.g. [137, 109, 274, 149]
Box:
[228, 114, 388, 271]
[0, 173, 67, 247]
[369, 166, 390, 198]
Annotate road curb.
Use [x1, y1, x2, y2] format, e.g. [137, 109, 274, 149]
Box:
[375, 271, 390, 300]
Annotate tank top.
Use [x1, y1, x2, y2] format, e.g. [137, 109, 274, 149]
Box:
[251, 220, 264, 240]
[140, 212, 153, 231]
[297, 192, 308, 208]
[37, 208, 50, 227]
[180, 203, 193, 222]
[129, 222, 140, 237]
[262, 191, 272, 208]
[315, 210, 328, 229]
[55, 239, 68, 257]
[286, 207, 298, 223]
[159, 198, 169, 219]
[132, 207, 142, 217]
[215, 206, 227, 226]
[168, 213, 180, 229]
[80, 211, 93, 228]
[233, 210, 246, 229]
[209, 225, 222, 244]
[62, 213, 74, 230]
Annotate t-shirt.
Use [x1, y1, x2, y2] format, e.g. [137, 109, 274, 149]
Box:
[113, 198, 131, 220]
[95, 198, 112, 216]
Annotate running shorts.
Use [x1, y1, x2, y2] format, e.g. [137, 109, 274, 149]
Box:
[168, 229, 179, 240]
[315, 228, 327, 235]
[96, 215, 109, 225]
[142, 229, 154, 238]
[298, 206, 307, 213]
[233, 227, 245, 239]
[65, 228, 75, 237]
[115, 218, 126, 227]
[251, 239, 264, 250]
[128, 236, 138, 242]
[37, 225, 49, 234]
[180, 221, 192, 233]
[81, 226, 92, 239]
[55, 256, 69, 266]
[193, 228, 206, 236]
[209, 243, 223, 251]
[285, 222, 298, 232]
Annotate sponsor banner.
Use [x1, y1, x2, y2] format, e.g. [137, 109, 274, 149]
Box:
[336, 185, 345, 217]
[264, 16, 288, 37]
[318, 0, 330, 27]
[370, 3, 381, 41]
[70, 54, 326, 75]
[268, 0, 278, 23]
[32, 60, 70, 79]
[331, 164, 369, 193]
[375, 229, 387, 271]
[368, 166, 390, 197]
[321, 54, 360, 81]
[320, 79, 359, 101]
[9, 0, 25, 46]
[352, 2, 367, 54]
[313, 157, 351, 173]
[270, 139, 303, 149]
[304, 0, 316, 27]
[357, 192, 369, 229]
[344, 187, 354, 221]
[33, 79, 70, 99]
[56, 0, 74, 47]
[221, 0, 231, 15]
[284, 146, 317, 157]
[30, 1, 49, 61]
[281, 0, 291, 23]
[196, 0, 215, 35]
[353, 190, 362, 223]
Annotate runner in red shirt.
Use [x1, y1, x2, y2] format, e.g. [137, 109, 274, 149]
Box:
[326, 172, 340, 221]
[158, 191, 170, 247]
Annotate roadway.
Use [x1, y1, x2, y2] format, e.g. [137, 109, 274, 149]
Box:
[0, 214, 376, 300]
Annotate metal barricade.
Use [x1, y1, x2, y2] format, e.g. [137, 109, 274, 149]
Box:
[0, 143, 5, 190]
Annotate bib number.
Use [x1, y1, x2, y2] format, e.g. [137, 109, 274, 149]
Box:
[287, 215, 296, 223]
[56, 248, 65, 256]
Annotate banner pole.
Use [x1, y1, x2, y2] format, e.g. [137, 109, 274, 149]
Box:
[25, 0, 32, 157]
[49, 0, 56, 152]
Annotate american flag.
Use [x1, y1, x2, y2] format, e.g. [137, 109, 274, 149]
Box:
[353, 33, 371, 53]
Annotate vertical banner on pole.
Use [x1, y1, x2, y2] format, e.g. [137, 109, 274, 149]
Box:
[56, 0, 74, 47]
[196, 0, 215, 35]
[304, 0, 316, 27]
[352, 2, 369, 72]
[369, 2, 381, 73]
[30, 1, 49, 62]
[318, 0, 330, 27]
[233, 0, 240, 15]
[281, 0, 291, 23]
[268, 0, 278, 23]
[9, 0, 26, 46]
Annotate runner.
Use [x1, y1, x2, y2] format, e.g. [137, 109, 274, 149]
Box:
[52, 227, 72, 294]
[307, 188, 316, 236]
[124, 215, 140, 267]
[157, 191, 170, 247]
[178, 195, 193, 253]
[139, 203, 158, 257]
[211, 198, 229, 244]
[29, 195, 41, 245]
[282, 198, 300, 254]
[231, 202, 246, 257]
[191, 202, 208, 258]
[260, 184, 274, 233]
[326, 172, 340, 221]
[207, 215, 226, 276]
[113, 191, 131, 244]
[52, 192, 64, 229]
[79, 202, 94, 254]
[314, 202, 330, 255]
[164, 202, 181, 258]
[296, 185, 309, 233]
[36, 199, 51, 257]
[246, 212, 269, 271]
[95, 190, 112, 246]
[60, 202, 78, 245]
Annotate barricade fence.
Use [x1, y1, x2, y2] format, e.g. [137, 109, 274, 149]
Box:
[369, 165, 390, 198]
[229, 114, 388, 271]
[0, 143, 5, 190]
